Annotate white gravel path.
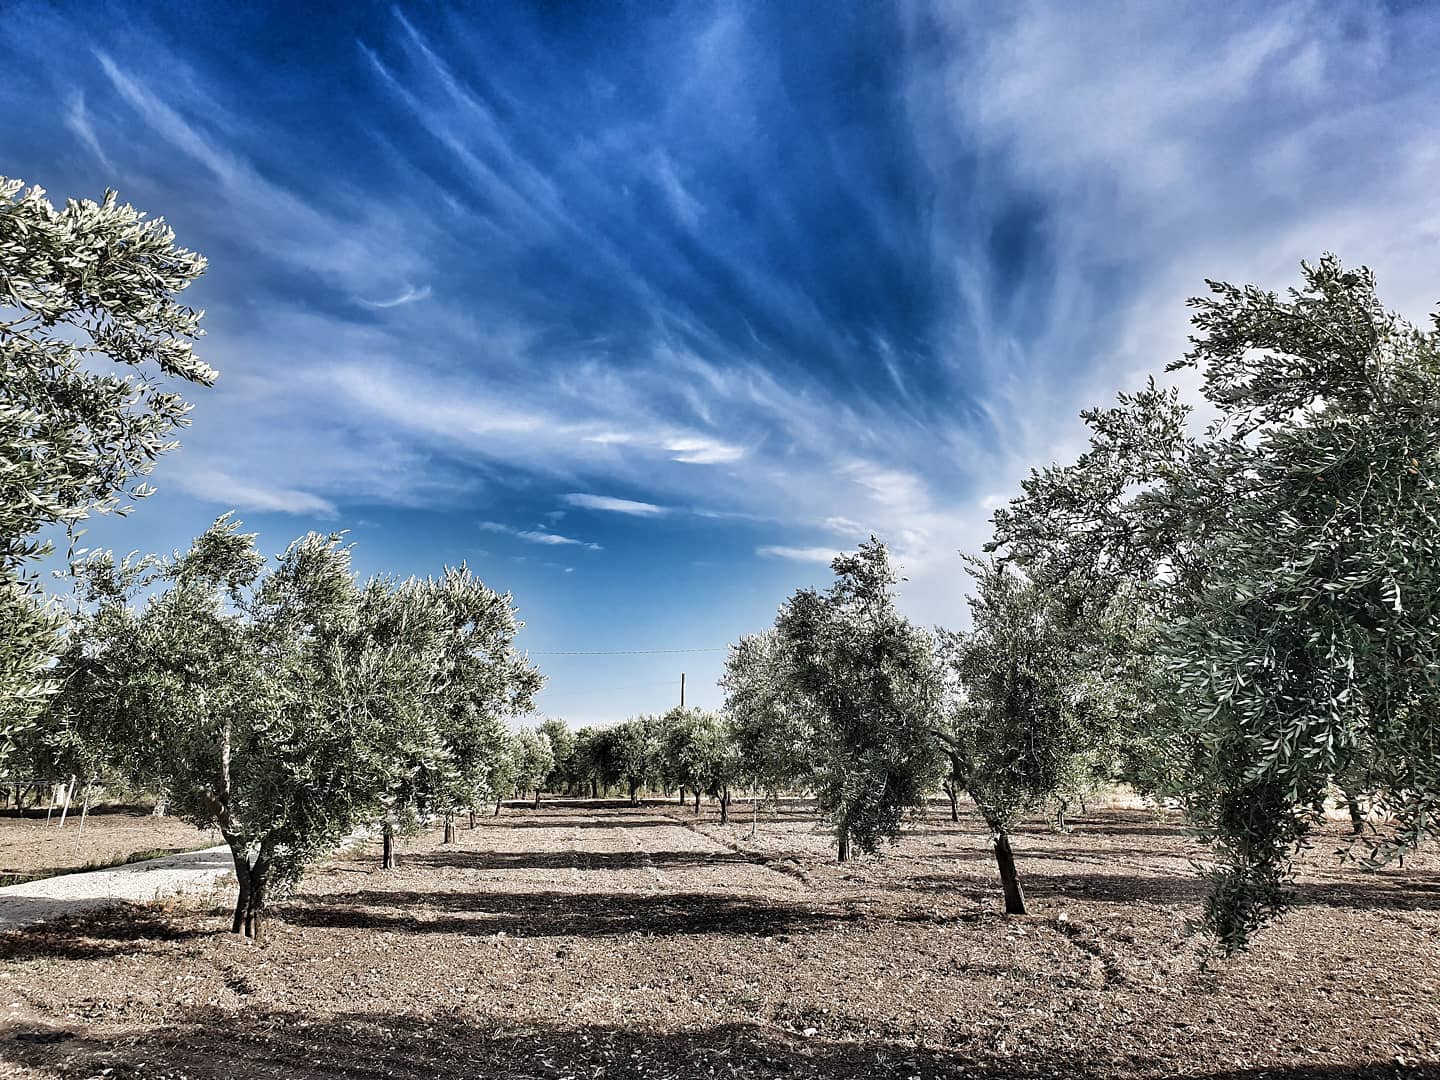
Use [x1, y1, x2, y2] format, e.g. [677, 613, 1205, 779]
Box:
[0, 844, 234, 933]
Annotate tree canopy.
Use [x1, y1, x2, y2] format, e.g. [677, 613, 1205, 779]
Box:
[773, 539, 942, 861]
[1, 177, 212, 767]
[992, 256, 1440, 947]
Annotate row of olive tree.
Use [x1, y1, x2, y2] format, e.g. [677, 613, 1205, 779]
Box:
[534, 709, 747, 822]
[719, 540, 1117, 914]
[724, 256, 1440, 951]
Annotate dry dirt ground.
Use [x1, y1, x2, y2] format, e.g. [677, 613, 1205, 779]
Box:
[0, 797, 1436, 1080]
[0, 808, 219, 884]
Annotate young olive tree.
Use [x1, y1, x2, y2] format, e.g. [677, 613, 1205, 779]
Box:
[510, 728, 554, 809]
[992, 256, 1440, 948]
[773, 539, 943, 861]
[607, 716, 664, 805]
[939, 559, 1116, 914]
[1, 177, 211, 766]
[660, 707, 742, 821]
[538, 717, 577, 795]
[722, 630, 818, 814]
[367, 569, 539, 860]
[572, 726, 609, 798]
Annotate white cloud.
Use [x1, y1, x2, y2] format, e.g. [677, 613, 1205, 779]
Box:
[563, 493, 668, 516]
[757, 545, 842, 564]
[356, 285, 432, 309]
[479, 521, 601, 551]
[64, 92, 111, 170]
[172, 469, 337, 517]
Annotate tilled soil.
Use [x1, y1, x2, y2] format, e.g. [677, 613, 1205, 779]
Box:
[0, 798, 1436, 1079]
[0, 809, 218, 884]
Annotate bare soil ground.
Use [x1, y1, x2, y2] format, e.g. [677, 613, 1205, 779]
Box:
[0, 808, 219, 884]
[0, 797, 1436, 1079]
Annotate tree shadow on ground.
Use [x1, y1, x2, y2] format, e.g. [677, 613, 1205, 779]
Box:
[482, 816, 688, 831]
[0, 1009, 1411, 1080]
[407, 848, 754, 872]
[907, 843, 1196, 866]
[908, 868, 1440, 912]
[0, 903, 218, 961]
[280, 888, 852, 939]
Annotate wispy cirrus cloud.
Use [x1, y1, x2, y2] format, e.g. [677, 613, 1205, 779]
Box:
[563, 494, 668, 517]
[355, 285, 432, 309]
[9, 0, 1439, 661]
[171, 469, 337, 518]
[757, 545, 842, 565]
[479, 521, 601, 551]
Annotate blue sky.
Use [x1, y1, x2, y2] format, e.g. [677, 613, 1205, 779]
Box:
[6, 1, 1440, 724]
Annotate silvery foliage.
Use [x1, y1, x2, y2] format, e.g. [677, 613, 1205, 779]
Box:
[993, 256, 1440, 949]
[507, 727, 555, 800]
[659, 706, 742, 799]
[55, 517, 541, 908]
[538, 716, 577, 793]
[938, 558, 1121, 832]
[774, 539, 943, 856]
[603, 714, 666, 800]
[721, 629, 820, 797]
[2, 178, 210, 766]
[373, 566, 543, 827]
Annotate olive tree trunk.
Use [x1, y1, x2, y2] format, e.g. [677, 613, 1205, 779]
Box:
[382, 822, 395, 870]
[1342, 787, 1365, 835]
[226, 836, 276, 940]
[992, 827, 1027, 915]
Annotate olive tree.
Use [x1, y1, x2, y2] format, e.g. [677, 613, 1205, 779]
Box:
[722, 630, 818, 810]
[607, 716, 664, 805]
[773, 539, 943, 861]
[572, 726, 609, 798]
[1, 177, 211, 766]
[938, 559, 1117, 914]
[368, 569, 539, 859]
[538, 717, 577, 795]
[510, 728, 554, 808]
[660, 707, 743, 821]
[58, 518, 540, 940]
[992, 256, 1440, 948]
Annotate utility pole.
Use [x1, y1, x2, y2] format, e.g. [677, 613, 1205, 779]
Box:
[680, 672, 686, 708]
